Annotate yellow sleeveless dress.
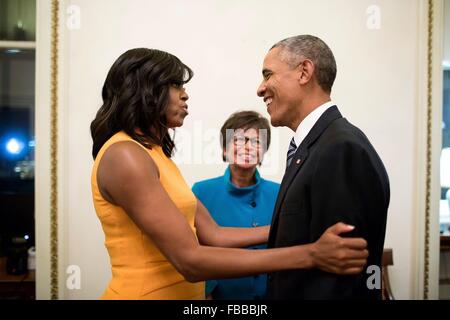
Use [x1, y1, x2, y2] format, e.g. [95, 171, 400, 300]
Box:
[91, 131, 205, 299]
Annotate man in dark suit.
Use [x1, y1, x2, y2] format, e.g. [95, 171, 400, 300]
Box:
[257, 35, 390, 299]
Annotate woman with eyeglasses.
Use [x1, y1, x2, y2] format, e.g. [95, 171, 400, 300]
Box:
[192, 111, 279, 300]
[90, 48, 369, 300]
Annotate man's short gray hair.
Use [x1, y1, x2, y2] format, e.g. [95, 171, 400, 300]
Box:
[271, 35, 337, 93]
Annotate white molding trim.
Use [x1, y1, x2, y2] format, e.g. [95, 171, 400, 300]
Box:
[412, 0, 444, 300]
[415, 0, 428, 299]
[0, 41, 36, 49]
[35, 0, 53, 300]
[35, 0, 68, 300]
[58, 0, 71, 300]
[428, 0, 444, 300]
[416, 0, 444, 300]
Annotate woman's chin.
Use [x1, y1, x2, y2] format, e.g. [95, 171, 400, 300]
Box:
[168, 119, 185, 128]
[233, 162, 258, 170]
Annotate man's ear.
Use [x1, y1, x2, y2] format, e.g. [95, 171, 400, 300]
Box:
[298, 59, 314, 85]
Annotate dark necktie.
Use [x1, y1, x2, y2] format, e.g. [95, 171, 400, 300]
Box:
[286, 137, 297, 168]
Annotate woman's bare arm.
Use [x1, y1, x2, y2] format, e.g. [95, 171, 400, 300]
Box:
[194, 200, 270, 248]
[97, 141, 368, 282]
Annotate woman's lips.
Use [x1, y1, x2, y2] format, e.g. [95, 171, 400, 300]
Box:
[236, 153, 257, 164]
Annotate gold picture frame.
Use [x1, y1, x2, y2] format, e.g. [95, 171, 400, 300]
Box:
[50, 0, 59, 300]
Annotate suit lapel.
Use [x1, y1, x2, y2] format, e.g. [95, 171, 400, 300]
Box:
[268, 106, 342, 246]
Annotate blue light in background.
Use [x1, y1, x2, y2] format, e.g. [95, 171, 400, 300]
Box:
[5, 49, 21, 54]
[0, 133, 30, 160]
[6, 138, 24, 155]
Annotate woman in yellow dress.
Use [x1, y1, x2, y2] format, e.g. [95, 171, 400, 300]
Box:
[90, 48, 369, 299]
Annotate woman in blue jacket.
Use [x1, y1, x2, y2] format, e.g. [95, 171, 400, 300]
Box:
[192, 111, 279, 300]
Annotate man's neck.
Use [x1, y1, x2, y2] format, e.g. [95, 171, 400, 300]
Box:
[290, 93, 331, 131]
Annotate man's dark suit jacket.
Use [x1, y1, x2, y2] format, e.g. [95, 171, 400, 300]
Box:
[266, 106, 390, 300]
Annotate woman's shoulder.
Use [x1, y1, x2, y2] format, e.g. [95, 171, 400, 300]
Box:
[260, 177, 280, 190]
[94, 136, 161, 195]
[96, 131, 141, 158]
[106, 131, 133, 143]
[94, 132, 160, 177]
[192, 175, 224, 193]
[96, 131, 162, 161]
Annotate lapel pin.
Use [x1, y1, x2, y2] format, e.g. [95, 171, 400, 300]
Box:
[296, 159, 301, 164]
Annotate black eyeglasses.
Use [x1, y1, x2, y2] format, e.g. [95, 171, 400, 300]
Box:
[233, 136, 261, 147]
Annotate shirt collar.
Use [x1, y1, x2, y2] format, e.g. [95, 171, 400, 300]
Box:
[293, 101, 335, 147]
[224, 166, 261, 193]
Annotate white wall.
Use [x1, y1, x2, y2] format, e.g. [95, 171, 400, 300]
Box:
[445, 0, 450, 63]
[57, 0, 422, 299]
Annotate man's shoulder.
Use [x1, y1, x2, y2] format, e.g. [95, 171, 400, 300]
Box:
[320, 117, 373, 150]
[316, 117, 389, 180]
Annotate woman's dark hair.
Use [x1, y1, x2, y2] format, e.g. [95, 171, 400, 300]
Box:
[220, 110, 271, 162]
[90, 48, 193, 159]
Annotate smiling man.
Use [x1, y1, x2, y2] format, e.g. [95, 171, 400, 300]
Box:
[257, 35, 390, 300]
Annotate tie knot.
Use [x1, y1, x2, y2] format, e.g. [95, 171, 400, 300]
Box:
[289, 137, 297, 151]
[286, 137, 297, 168]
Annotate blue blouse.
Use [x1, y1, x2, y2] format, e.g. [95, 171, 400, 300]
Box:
[192, 167, 280, 300]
